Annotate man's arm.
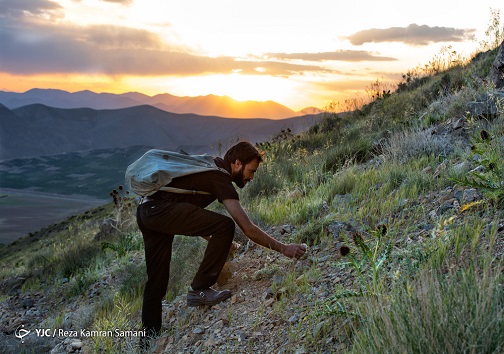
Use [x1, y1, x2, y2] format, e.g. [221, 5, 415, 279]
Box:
[222, 199, 306, 259]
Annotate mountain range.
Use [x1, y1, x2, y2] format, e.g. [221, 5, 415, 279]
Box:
[0, 103, 322, 161]
[0, 89, 322, 119]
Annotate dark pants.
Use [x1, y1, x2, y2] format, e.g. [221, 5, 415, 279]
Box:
[136, 200, 235, 335]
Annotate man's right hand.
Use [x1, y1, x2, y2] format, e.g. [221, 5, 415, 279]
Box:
[282, 243, 307, 260]
[223, 199, 308, 259]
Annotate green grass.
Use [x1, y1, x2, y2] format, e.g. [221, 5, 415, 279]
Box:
[351, 261, 502, 354]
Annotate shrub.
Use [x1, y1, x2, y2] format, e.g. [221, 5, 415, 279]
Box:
[380, 127, 453, 162]
[60, 241, 102, 278]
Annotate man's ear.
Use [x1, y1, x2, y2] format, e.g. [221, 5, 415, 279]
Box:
[234, 159, 242, 168]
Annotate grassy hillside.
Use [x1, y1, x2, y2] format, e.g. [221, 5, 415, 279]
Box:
[0, 30, 503, 354]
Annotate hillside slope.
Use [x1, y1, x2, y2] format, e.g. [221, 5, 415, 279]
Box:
[0, 105, 502, 354]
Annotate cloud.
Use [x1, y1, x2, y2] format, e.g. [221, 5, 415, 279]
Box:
[0, 20, 332, 77]
[100, 0, 134, 5]
[82, 25, 163, 50]
[0, 0, 63, 19]
[344, 23, 476, 46]
[265, 50, 397, 62]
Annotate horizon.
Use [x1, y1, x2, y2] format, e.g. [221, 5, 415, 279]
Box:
[0, 87, 312, 111]
[1, 1, 503, 111]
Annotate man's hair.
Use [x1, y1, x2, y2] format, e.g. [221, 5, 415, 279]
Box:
[224, 141, 264, 166]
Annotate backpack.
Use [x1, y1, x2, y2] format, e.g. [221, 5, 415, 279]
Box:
[125, 149, 229, 197]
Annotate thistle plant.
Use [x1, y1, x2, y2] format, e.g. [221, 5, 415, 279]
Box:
[109, 185, 136, 231]
[345, 224, 391, 296]
[452, 129, 504, 206]
[101, 232, 143, 258]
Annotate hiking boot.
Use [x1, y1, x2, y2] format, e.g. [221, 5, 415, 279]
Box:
[187, 287, 232, 307]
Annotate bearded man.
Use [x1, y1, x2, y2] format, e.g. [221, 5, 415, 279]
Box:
[136, 141, 307, 336]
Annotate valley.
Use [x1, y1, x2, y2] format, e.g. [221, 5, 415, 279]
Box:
[0, 188, 106, 244]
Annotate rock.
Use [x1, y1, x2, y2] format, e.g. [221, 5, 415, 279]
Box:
[272, 274, 283, 286]
[452, 162, 468, 175]
[204, 336, 217, 347]
[422, 166, 433, 174]
[281, 224, 293, 234]
[216, 262, 234, 286]
[319, 201, 330, 217]
[262, 288, 273, 301]
[462, 188, 481, 203]
[70, 339, 82, 350]
[452, 117, 466, 130]
[433, 160, 447, 178]
[21, 298, 34, 309]
[439, 202, 455, 214]
[230, 295, 238, 304]
[236, 330, 247, 343]
[264, 298, 275, 307]
[470, 165, 485, 174]
[288, 314, 299, 324]
[211, 319, 225, 331]
[467, 91, 504, 119]
[295, 347, 307, 354]
[327, 221, 355, 239]
[193, 327, 205, 335]
[488, 41, 504, 89]
[275, 287, 288, 299]
[93, 218, 118, 241]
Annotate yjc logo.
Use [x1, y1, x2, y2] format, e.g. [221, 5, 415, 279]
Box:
[15, 325, 31, 343]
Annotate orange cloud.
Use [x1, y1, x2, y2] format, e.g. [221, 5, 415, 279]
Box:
[264, 50, 397, 62]
[344, 23, 476, 46]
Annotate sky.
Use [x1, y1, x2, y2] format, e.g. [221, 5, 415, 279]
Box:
[0, 0, 503, 111]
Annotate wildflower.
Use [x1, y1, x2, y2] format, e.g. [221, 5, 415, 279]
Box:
[376, 224, 388, 237]
[339, 245, 350, 256]
[351, 231, 362, 244]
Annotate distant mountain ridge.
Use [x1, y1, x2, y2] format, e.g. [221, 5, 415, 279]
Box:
[0, 103, 322, 160]
[0, 89, 307, 119]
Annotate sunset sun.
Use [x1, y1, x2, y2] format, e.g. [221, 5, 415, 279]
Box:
[168, 74, 298, 103]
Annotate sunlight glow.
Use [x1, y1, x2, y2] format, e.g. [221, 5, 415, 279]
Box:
[164, 74, 298, 104]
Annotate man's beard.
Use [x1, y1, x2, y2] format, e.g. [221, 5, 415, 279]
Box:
[233, 167, 246, 188]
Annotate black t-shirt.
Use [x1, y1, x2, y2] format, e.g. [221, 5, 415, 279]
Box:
[150, 157, 239, 208]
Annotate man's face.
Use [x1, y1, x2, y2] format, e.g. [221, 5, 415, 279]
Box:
[232, 159, 260, 188]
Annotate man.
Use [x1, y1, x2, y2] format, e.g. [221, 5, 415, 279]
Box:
[136, 141, 307, 336]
